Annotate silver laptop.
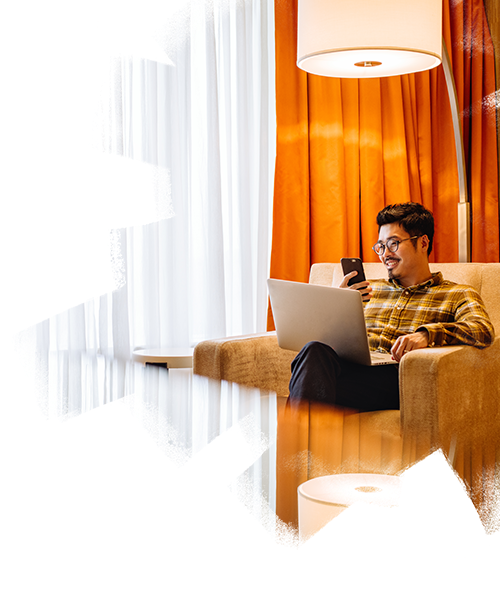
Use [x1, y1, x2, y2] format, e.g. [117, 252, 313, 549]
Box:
[267, 278, 397, 366]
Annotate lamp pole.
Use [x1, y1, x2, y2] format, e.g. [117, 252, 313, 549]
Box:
[441, 41, 471, 262]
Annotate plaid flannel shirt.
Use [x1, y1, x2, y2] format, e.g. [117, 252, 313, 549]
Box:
[364, 272, 495, 354]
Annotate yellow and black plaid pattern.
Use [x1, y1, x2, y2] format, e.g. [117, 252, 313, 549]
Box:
[364, 272, 495, 353]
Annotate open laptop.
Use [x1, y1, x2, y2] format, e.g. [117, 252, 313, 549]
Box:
[267, 278, 397, 366]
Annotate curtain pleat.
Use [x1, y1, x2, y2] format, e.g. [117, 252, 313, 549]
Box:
[110, 0, 277, 348]
[269, 0, 498, 330]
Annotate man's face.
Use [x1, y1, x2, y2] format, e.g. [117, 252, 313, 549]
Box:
[377, 223, 426, 283]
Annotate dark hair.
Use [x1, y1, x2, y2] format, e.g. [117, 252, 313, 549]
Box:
[376, 202, 434, 255]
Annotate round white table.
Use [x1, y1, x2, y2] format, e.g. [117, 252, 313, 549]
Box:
[298, 473, 401, 540]
[132, 347, 194, 368]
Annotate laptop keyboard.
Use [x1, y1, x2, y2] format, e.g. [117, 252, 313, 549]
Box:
[370, 352, 397, 365]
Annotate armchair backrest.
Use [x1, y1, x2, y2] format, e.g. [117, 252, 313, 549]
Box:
[309, 262, 500, 333]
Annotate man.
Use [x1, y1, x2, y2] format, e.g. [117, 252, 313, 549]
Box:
[289, 202, 495, 411]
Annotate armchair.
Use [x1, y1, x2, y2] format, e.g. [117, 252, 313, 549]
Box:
[194, 262, 500, 449]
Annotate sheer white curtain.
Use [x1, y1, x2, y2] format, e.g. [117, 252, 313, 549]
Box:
[104, 0, 276, 355]
[12, 0, 276, 533]
[12, 0, 275, 412]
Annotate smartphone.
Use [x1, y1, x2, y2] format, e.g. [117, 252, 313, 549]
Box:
[341, 257, 366, 285]
[341, 257, 369, 300]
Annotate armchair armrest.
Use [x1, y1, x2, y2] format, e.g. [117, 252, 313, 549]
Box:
[193, 332, 297, 395]
[399, 337, 500, 448]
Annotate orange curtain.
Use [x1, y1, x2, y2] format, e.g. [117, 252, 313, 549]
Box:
[269, 0, 498, 328]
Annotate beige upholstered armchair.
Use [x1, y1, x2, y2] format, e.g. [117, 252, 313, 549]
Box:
[194, 263, 500, 450]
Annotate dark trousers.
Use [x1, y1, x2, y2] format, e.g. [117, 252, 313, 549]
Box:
[289, 341, 400, 411]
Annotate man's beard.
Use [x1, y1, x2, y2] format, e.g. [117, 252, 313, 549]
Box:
[385, 259, 399, 279]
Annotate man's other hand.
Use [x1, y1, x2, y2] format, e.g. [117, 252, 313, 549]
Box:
[391, 331, 429, 362]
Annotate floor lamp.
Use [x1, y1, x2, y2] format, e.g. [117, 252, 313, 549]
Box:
[297, 0, 471, 262]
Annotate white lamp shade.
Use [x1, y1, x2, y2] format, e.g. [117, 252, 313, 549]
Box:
[298, 473, 401, 540]
[297, 0, 442, 78]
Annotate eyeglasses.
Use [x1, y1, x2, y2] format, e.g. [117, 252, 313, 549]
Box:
[372, 235, 420, 256]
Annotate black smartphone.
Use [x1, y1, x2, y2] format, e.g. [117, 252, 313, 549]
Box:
[341, 257, 369, 301]
[341, 257, 366, 285]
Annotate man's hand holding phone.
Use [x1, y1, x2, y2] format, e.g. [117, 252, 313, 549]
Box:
[340, 258, 372, 302]
[339, 271, 373, 301]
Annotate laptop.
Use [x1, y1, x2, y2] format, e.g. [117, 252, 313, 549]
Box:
[267, 278, 397, 366]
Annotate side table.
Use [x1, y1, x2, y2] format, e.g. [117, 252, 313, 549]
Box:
[132, 347, 194, 368]
[298, 473, 401, 540]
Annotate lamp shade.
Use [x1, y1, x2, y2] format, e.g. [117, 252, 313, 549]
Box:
[298, 473, 401, 540]
[297, 0, 442, 78]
